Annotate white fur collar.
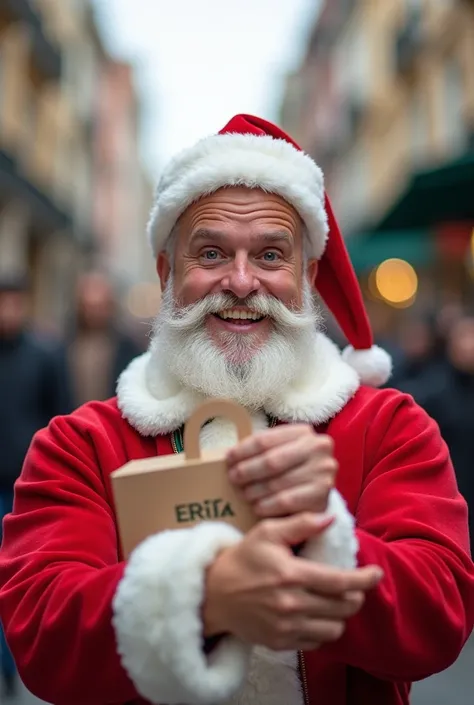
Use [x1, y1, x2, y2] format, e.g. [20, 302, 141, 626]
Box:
[117, 332, 360, 436]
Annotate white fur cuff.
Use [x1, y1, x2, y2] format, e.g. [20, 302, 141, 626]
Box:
[112, 522, 251, 704]
[299, 488, 358, 568]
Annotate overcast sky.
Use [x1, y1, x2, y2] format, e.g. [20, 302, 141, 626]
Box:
[93, 0, 320, 176]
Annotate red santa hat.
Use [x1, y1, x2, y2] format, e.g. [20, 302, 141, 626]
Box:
[147, 113, 392, 387]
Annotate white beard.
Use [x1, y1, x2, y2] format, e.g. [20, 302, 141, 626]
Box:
[149, 277, 322, 412]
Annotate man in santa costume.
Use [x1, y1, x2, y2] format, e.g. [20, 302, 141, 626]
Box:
[0, 115, 473, 705]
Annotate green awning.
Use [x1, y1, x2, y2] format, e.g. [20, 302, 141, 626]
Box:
[347, 229, 435, 273]
[375, 153, 474, 231]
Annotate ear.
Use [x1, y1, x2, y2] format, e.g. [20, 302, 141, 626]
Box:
[306, 259, 319, 291]
[157, 252, 171, 290]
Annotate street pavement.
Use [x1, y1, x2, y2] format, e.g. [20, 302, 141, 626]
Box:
[8, 633, 474, 704]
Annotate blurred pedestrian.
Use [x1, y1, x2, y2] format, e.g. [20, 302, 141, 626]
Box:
[420, 315, 474, 547]
[435, 299, 464, 342]
[0, 273, 73, 697]
[390, 314, 444, 401]
[67, 271, 143, 407]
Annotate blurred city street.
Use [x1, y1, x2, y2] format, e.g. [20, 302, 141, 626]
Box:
[9, 634, 474, 704]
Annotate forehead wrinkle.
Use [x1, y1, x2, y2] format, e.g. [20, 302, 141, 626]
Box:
[188, 228, 294, 248]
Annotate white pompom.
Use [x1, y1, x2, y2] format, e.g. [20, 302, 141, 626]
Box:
[342, 345, 392, 387]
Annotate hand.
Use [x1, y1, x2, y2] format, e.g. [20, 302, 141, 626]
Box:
[203, 513, 383, 651]
[227, 424, 337, 518]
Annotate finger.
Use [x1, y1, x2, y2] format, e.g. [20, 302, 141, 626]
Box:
[296, 639, 322, 652]
[243, 465, 314, 501]
[230, 437, 336, 486]
[226, 424, 315, 466]
[254, 481, 330, 516]
[258, 512, 334, 548]
[229, 437, 314, 486]
[295, 562, 384, 596]
[298, 590, 365, 620]
[295, 618, 346, 645]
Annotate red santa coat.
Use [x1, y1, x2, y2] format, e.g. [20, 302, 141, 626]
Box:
[0, 335, 473, 705]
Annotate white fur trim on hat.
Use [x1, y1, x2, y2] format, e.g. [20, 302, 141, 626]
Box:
[112, 523, 250, 705]
[341, 345, 392, 387]
[147, 132, 328, 260]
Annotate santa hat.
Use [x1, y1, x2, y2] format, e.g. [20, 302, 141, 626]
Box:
[147, 114, 392, 387]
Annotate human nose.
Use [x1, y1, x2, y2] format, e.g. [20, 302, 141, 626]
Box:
[220, 254, 261, 299]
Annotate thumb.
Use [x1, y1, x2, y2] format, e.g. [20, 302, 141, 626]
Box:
[264, 512, 334, 548]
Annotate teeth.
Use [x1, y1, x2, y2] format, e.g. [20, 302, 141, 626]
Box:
[219, 309, 262, 321]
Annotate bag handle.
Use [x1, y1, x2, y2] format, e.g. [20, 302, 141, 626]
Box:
[184, 399, 253, 460]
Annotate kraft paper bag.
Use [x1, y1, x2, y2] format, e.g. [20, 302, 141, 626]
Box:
[111, 399, 258, 558]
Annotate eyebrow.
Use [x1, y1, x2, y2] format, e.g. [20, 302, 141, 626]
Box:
[189, 228, 293, 246]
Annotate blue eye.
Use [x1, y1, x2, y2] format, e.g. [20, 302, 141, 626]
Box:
[203, 250, 219, 260]
[263, 251, 279, 262]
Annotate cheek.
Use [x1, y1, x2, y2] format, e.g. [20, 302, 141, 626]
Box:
[261, 269, 302, 306]
[175, 267, 219, 306]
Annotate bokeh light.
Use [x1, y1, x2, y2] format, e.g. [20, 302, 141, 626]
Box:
[373, 258, 418, 307]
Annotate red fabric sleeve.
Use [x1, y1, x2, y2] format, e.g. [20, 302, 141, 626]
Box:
[0, 415, 138, 705]
[330, 393, 474, 681]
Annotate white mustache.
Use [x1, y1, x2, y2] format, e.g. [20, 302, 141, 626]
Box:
[161, 291, 316, 332]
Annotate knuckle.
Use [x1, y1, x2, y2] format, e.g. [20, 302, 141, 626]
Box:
[347, 593, 365, 615]
[349, 590, 365, 606]
[256, 518, 277, 539]
[275, 592, 298, 615]
[232, 466, 246, 483]
[276, 492, 298, 514]
[320, 434, 335, 453]
[325, 458, 339, 475]
[264, 452, 281, 474]
[255, 434, 271, 453]
[329, 621, 346, 641]
[275, 562, 296, 586]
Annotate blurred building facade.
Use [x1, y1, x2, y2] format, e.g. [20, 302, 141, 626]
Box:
[279, 0, 474, 337]
[93, 60, 155, 289]
[0, 0, 155, 334]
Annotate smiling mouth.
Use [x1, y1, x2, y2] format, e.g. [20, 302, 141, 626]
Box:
[212, 309, 266, 324]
